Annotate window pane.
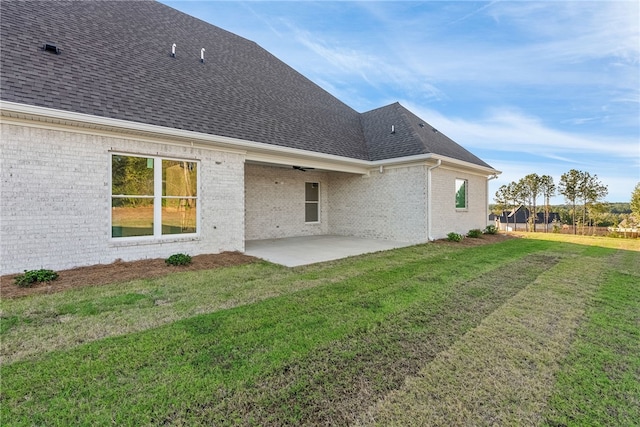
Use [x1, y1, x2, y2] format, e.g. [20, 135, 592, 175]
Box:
[305, 182, 319, 202]
[111, 198, 154, 237]
[455, 179, 467, 209]
[163, 160, 197, 197]
[112, 155, 154, 196]
[305, 202, 319, 222]
[162, 198, 197, 234]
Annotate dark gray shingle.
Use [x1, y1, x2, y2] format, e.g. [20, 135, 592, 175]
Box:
[362, 103, 492, 167]
[1, 0, 493, 169]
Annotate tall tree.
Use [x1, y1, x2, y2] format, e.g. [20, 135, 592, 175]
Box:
[579, 173, 608, 233]
[494, 182, 520, 232]
[589, 202, 608, 231]
[540, 175, 556, 232]
[630, 182, 640, 227]
[494, 184, 511, 231]
[559, 169, 582, 234]
[519, 174, 542, 231]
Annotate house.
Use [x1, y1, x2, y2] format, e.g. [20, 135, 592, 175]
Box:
[0, 1, 500, 275]
[490, 206, 561, 231]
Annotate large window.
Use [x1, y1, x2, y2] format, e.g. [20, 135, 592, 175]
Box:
[455, 179, 468, 209]
[305, 182, 319, 223]
[111, 154, 198, 238]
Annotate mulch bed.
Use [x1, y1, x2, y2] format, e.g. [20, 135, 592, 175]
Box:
[1, 252, 257, 299]
[1, 234, 515, 299]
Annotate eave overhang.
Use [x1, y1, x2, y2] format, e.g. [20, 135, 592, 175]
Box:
[1, 101, 501, 177]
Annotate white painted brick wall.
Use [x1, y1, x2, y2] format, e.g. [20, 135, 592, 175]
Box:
[244, 164, 329, 240]
[429, 167, 488, 239]
[245, 163, 489, 244]
[328, 166, 428, 243]
[0, 123, 244, 275]
[1, 122, 491, 275]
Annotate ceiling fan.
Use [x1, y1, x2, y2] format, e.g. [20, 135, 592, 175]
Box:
[292, 166, 315, 172]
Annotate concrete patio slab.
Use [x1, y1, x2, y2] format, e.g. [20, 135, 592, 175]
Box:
[245, 235, 415, 267]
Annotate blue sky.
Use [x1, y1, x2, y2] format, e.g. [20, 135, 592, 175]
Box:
[162, 1, 639, 203]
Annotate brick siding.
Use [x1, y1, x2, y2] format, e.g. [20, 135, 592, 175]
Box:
[0, 123, 244, 275]
[328, 166, 428, 242]
[244, 164, 329, 240]
[430, 167, 489, 238]
[1, 122, 490, 275]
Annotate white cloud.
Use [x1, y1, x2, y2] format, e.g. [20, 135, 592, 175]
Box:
[290, 29, 380, 86]
[160, 0, 640, 202]
[401, 104, 639, 202]
[403, 103, 639, 160]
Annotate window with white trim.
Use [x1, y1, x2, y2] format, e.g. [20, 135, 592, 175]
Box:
[305, 182, 319, 222]
[455, 178, 468, 210]
[111, 154, 198, 238]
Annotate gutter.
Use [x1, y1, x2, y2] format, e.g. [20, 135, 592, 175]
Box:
[1, 101, 501, 177]
[427, 159, 442, 241]
[0, 101, 367, 172]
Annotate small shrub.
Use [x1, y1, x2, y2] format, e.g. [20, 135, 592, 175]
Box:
[467, 229, 483, 238]
[446, 232, 464, 242]
[14, 269, 59, 287]
[484, 225, 498, 235]
[165, 253, 192, 266]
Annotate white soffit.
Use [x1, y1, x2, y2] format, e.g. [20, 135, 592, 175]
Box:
[1, 101, 500, 177]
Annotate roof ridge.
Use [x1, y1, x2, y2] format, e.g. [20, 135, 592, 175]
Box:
[1, 1, 493, 170]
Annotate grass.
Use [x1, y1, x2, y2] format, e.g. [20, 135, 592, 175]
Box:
[542, 250, 640, 426]
[1, 234, 638, 426]
[367, 241, 606, 425]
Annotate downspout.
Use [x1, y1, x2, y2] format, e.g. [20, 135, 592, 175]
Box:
[487, 174, 499, 228]
[427, 159, 442, 241]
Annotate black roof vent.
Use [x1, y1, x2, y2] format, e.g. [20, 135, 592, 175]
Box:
[42, 42, 60, 54]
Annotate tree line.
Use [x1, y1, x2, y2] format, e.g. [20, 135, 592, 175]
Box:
[493, 169, 614, 234]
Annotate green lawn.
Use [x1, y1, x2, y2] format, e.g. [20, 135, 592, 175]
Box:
[1, 235, 638, 426]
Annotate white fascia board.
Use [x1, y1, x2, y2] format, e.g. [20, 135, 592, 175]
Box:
[0, 101, 370, 173]
[1, 101, 501, 176]
[371, 153, 501, 177]
[429, 154, 501, 176]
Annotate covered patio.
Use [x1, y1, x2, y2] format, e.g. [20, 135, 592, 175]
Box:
[245, 235, 414, 267]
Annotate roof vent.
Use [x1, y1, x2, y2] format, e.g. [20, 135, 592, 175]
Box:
[391, 125, 395, 134]
[419, 123, 425, 128]
[200, 48, 205, 63]
[171, 43, 176, 58]
[42, 42, 60, 54]
[432, 128, 438, 133]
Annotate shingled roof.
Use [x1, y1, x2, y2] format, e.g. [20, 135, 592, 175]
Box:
[362, 103, 492, 167]
[1, 0, 493, 169]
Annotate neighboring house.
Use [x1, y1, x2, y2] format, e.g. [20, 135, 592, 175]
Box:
[490, 206, 561, 231]
[0, 1, 500, 275]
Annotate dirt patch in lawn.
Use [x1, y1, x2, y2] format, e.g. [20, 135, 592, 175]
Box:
[435, 232, 514, 248]
[1, 234, 516, 299]
[1, 252, 258, 299]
